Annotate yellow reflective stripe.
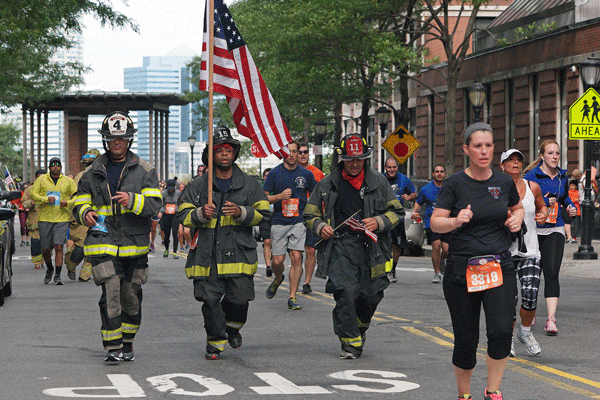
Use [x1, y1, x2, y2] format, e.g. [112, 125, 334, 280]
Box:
[304, 203, 323, 217]
[207, 340, 227, 351]
[122, 323, 139, 334]
[220, 215, 239, 226]
[32, 254, 44, 264]
[185, 265, 210, 278]
[78, 204, 92, 222]
[94, 206, 112, 216]
[226, 321, 244, 330]
[357, 318, 370, 328]
[204, 218, 217, 228]
[218, 262, 257, 275]
[102, 328, 122, 341]
[179, 202, 196, 211]
[182, 210, 195, 228]
[142, 188, 162, 198]
[254, 200, 270, 211]
[84, 244, 119, 257]
[385, 199, 403, 226]
[74, 194, 92, 206]
[132, 193, 144, 214]
[339, 336, 363, 347]
[117, 246, 149, 257]
[372, 258, 393, 278]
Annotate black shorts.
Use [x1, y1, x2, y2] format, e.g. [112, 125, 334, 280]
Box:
[425, 228, 448, 245]
[389, 222, 407, 248]
[259, 221, 271, 241]
[561, 206, 571, 224]
[304, 228, 319, 248]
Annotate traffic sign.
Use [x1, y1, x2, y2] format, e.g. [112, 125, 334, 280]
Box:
[382, 125, 421, 165]
[569, 87, 600, 140]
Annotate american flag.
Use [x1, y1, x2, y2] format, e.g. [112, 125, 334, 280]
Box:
[4, 167, 14, 190]
[199, 0, 292, 158]
[344, 216, 378, 242]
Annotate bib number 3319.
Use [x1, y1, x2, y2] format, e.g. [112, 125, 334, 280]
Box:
[466, 256, 503, 293]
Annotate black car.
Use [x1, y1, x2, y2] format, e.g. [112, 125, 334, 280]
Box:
[0, 171, 23, 306]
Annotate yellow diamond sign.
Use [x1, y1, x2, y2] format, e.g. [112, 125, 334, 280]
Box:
[569, 87, 600, 140]
[382, 124, 421, 165]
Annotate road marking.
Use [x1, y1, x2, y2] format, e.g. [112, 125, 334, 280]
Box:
[43, 374, 145, 397]
[329, 370, 420, 393]
[250, 373, 333, 394]
[147, 374, 234, 396]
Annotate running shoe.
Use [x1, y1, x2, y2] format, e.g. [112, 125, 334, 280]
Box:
[54, 275, 63, 285]
[26, 241, 30, 246]
[67, 269, 76, 281]
[432, 273, 442, 284]
[173, 253, 179, 259]
[104, 349, 123, 363]
[484, 389, 503, 400]
[457, 396, 473, 400]
[339, 351, 358, 360]
[265, 266, 273, 277]
[44, 268, 54, 284]
[122, 344, 134, 361]
[287, 296, 302, 310]
[265, 276, 283, 299]
[302, 283, 312, 294]
[20, 240, 25, 246]
[180, 246, 185, 252]
[544, 317, 558, 335]
[149, 243, 155, 253]
[391, 275, 398, 283]
[163, 250, 169, 258]
[517, 328, 541, 356]
[35, 264, 43, 269]
[509, 339, 516, 357]
[205, 351, 222, 360]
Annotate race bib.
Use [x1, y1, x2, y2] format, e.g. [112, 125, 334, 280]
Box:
[165, 203, 176, 215]
[47, 191, 61, 205]
[466, 256, 503, 293]
[282, 198, 300, 217]
[545, 202, 558, 224]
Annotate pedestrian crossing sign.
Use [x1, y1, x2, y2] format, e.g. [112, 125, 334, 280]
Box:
[569, 87, 600, 140]
[382, 124, 421, 165]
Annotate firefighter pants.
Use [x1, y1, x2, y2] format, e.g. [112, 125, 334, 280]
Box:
[65, 243, 92, 281]
[91, 255, 149, 350]
[325, 235, 389, 357]
[30, 236, 44, 267]
[193, 260, 255, 353]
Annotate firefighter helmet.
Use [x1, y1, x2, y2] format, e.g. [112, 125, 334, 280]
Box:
[201, 124, 241, 166]
[98, 111, 137, 141]
[336, 134, 372, 161]
[81, 149, 101, 166]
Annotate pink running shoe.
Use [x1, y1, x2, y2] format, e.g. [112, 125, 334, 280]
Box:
[484, 388, 503, 400]
[544, 317, 558, 336]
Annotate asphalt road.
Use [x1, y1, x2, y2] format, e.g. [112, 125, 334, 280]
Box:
[1, 238, 599, 400]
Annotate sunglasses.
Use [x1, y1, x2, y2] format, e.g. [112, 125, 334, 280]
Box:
[298, 150, 309, 155]
[50, 162, 61, 167]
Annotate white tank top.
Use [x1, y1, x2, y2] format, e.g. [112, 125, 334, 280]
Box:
[510, 179, 541, 259]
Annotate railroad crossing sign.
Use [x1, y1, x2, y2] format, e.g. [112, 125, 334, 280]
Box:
[569, 87, 600, 140]
[382, 124, 421, 165]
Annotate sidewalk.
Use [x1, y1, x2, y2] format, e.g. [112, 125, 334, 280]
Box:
[422, 239, 600, 280]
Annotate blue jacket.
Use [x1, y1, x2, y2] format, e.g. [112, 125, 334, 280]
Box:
[524, 163, 574, 228]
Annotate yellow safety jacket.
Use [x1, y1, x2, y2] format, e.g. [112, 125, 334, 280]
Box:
[29, 173, 77, 223]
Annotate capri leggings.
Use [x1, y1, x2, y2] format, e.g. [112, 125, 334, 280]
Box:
[513, 256, 541, 311]
[443, 256, 517, 370]
[537, 232, 564, 298]
[160, 213, 180, 253]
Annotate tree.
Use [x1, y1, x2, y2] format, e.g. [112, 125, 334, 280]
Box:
[0, 1, 137, 111]
[0, 123, 24, 179]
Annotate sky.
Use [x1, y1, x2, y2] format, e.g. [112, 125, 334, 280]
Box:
[81, 0, 216, 91]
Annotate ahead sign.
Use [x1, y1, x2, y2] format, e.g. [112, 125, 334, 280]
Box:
[569, 87, 600, 140]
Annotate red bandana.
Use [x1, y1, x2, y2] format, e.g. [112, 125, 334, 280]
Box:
[342, 168, 365, 190]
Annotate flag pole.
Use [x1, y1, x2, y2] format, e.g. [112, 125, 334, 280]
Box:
[207, 0, 215, 205]
[313, 210, 362, 247]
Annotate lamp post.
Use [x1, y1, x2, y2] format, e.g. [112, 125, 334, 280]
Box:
[188, 134, 196, 177]
[468, 81, 486, 123]
[314, 120, 326, 171]
[574, 55, 600, 260]
[376, 106, 391, 172]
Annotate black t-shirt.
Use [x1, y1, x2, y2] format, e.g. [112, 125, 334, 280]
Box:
[436, 170, 520, 256]
[334, 177, 364, 230]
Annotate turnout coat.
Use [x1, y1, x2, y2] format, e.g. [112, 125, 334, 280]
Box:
[177, 164, 271, 279]
[72, 151, 162, 258]
[304, 165, 405, 279]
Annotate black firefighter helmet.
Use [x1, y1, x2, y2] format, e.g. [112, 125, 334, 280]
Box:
[201, 124, 241, 166]
[336, 134, 372, 161]
[98, 111, 137, 152]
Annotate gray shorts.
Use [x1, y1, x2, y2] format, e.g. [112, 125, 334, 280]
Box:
[271, 223, 306, 256]
[38, 221, 69, 250]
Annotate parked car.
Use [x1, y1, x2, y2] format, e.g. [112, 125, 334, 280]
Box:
[0, 171, 22, 306]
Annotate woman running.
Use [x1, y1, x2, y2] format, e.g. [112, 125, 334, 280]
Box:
[431, 123, 524, 400]
[500, 149, 548, 357]
[523, 140, 576, 335]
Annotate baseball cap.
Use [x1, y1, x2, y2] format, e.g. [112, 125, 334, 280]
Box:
[500, 149, 524, 164]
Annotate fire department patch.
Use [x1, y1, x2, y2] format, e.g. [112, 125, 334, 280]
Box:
[488, 186, 501, 199]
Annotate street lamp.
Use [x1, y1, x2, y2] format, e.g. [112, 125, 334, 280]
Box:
[574, 54, 600, 260]
[468, 81, 486, 123]
[376, 106, 391, 172]
[314, 120, 327, 171]
[188, 134, 196, 177]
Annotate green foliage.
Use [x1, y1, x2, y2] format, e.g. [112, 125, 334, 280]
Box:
[0, 0, 137, 110]
[0, 123, 24, 178]
[497, 21, 557, 47]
